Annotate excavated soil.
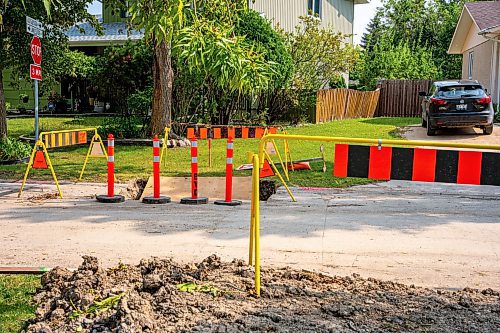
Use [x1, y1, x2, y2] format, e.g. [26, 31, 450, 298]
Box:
[25, 256, 500, 333]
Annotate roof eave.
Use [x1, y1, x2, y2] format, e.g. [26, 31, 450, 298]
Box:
[448, 6, 473, 54]
[69, 36, 143, 47]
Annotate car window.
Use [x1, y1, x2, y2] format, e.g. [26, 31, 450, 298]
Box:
[436, 85, 485, 98]
[429, 84, 437, 96]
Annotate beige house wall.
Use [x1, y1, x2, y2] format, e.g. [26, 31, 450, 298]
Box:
[461, 40, 498, 103]
[250, 0, 354, 39]
[461, 23, 485, 54]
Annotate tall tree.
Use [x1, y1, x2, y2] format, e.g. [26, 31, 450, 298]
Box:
[0, 0, 96, 138]
[356, 0, 467, 87]
[124, 0, 184, 136]
[122, 0, 272, 130]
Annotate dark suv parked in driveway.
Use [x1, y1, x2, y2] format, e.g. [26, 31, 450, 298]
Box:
[419, 80, 494, 136]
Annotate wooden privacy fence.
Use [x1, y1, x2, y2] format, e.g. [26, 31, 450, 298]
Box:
[316, 88, 380, 123]
[375, 80, 433, 117]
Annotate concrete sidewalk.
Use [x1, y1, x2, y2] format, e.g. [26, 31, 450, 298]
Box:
[0, 180, 499, 290]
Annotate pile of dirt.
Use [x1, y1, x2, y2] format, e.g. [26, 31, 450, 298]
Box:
[25, 255, 500, 333]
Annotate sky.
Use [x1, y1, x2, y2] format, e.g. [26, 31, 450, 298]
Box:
[87, 0, 382, 45]
[353, 0, 382, 45]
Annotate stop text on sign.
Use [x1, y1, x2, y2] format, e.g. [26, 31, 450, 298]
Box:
[30, 36, 42, 65]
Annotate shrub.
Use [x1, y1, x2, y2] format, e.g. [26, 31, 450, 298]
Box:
[0, 138, 31, 162]
[128, 87, 153, 117]
[98, 116, 146, 139]
[236, 10, 293, 90]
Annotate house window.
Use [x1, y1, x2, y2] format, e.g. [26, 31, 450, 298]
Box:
[308, 0, 321, 18]
[468, 51, 474, 80]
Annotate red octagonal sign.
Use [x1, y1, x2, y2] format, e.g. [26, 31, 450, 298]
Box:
[30, 36, 42, 65]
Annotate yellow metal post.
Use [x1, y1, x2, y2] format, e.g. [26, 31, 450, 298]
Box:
[79, 134, 96, 181]
[79, 132, 108, 181]
[271, 139, 289, 181]
[249, 190, 255, 266]
[43, 141, 63, 199]
[18, 143, 38, 198]
[248, 151, 256, 266]
[264, 151, 296, 202]
[251, 153, 261, 297]
[284, 131, 293, 172]
[160, 127, 170, 166]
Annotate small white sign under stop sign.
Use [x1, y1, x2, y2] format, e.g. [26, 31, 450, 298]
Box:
[30, 64, 42, 81]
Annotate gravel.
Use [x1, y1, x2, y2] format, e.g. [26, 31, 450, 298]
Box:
[25, 255, 500, 333]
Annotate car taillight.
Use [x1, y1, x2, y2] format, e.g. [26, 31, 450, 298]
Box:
[477, 96, 491, 104]
[430, 98, 447, 106]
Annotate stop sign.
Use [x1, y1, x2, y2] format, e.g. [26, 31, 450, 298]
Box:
[30, 36, 42, 65]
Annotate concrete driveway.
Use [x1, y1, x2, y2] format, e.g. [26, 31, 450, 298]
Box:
[0, 180, 499, 290]
[404, 123, 500, 145]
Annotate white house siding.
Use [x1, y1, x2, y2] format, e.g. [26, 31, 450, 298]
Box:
[322, 0, 354, 42]
[461, 40, 497, 103]
[250, 0, 354, 39]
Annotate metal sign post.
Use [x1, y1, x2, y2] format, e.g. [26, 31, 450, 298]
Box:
[26, 17, 44, 142]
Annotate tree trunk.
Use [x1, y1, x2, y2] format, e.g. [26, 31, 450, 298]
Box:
[0, 70, 7, 139]
[150, 41, 173, 136]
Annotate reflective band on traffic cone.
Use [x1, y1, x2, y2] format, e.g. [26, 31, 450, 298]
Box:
[215, 138, 241, 206]
[181, 138, 208, 204]
[143, 135, 171, 204]
[97, 134, 125, 203]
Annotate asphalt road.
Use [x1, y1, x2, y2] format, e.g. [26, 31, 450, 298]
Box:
[0, 180, 498, 290]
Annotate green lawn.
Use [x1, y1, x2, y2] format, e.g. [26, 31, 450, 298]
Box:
[0, 275, 41, 333]
[2, 116, 419, 187]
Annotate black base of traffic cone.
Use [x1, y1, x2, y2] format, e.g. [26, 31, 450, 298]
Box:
[142, 196, 171, 204]
[214, 199, 242, 206]
[180, 197, 208, 205]
[96, 195, 125, 203]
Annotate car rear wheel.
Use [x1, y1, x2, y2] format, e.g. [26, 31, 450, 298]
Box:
[426, 117, 436, 136]
[483, 125, 493, 135]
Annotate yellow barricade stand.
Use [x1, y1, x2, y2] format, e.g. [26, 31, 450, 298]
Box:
[160, 127, 170, 166]
[250, 133, 500, 298]
[18, 128, 107, 199]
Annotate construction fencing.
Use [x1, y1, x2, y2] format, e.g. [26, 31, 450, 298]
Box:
[315, 88, 381, 123]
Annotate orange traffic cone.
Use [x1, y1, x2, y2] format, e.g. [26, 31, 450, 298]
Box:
[259, 159, 275, 178]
